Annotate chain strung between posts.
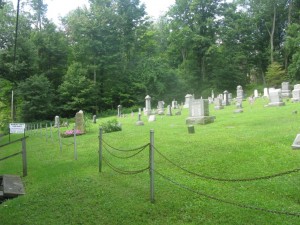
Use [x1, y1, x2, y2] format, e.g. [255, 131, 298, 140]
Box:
[154, 146, 300, 182]
[154, 169, 300, 217]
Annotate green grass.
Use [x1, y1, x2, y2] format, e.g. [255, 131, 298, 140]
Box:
[1, 98, 300, 224]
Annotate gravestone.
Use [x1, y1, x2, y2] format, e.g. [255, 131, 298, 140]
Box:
[263, 88, 269, 98]
[291, 134, 300, 149]
[186, 99, 215, 125]
[184, 94, 193, 108]
[222, 90, 229, 106]
[157, 101, 165, 115]
[75, 110, 85, 133]
[117, 105, 122, 117]
[281, 82, 292, 98]
[228, 93, 233, 103]
[211, 90, 214, 99]
[267, 90, 285, 107]
[54, 116, 60, 128]
[292, 84, 300, 102]
[93, 115, 97, 124]
[172, 100, 178, 109]
[145, 95, 151, 116]
[214, 98, 224, 110]
[136, 113, 144, 126]
[166, 105, 172, 116]
[148, 115, 156, 122]
[254, 89, 259, 98]
[236, 85, 243, 104]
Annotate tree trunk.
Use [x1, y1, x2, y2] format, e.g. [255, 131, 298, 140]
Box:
[270, 4, 276, 64]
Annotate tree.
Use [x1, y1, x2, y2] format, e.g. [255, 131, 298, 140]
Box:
[17, 75, 54, 121]
[265, 62, 286, 87]
[58, 62, 96, 116]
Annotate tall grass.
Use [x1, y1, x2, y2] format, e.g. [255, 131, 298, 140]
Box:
[1, 98, 300, 224]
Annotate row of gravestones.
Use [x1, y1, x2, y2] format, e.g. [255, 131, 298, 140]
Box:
[54, 82, 300, 130]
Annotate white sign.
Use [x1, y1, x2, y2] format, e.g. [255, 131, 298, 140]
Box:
[9, 123, 25, 134]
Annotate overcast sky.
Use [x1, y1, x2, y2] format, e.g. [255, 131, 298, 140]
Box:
[12, 0, 175, 24]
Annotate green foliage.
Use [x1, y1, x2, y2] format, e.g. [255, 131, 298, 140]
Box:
[285, 23, 300, 81]
[100, 119, 122, 133]
[265, 62, 286, 87]
[58, 62, 96, 116]
[17, 75, 54, 122]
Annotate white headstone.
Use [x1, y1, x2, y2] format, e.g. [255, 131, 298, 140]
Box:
[145, 95, 151, 116]
[148, 115, 156, 122]
[186, 99, 215, 125]
[184, 94, 193, 108]
[267, 90, 285, 107]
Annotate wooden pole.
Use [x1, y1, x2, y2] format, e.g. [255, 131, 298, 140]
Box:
[74, 125, 77, 160]
[58, 123, 62, 153]
[99, 127, 103, 172]
[22, 138, 27, 177]
[150, 129, 155, 203]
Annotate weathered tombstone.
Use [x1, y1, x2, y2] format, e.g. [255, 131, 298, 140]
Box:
[263, 88, 269, 98]
[236, 85, 243, 104]
[211, 90, 214, 99]
[184, 94, 193, 108]
[93, 115, 97, 124]
[166, 105, 172, 116]
[148, 115, 156, 122]
[54, 116, 60, 128]
[254, 89, 259, 98]
[281, 82, 292, 98]
[214, 97, 224, 110]
[136, 113, 144, 126]
[186, 99, 215, 125]
[267, 89, 285, 107]
[157, 101, 165, 115]
[75, 110, 85, 133]
[117, 105, 122, 117]
[292, 84, 300, 102]
[228, 93, 233, 103]
[234, 100, 243, 113]
[172, 100, 178, 109]
[187, 125, 195, 134]
[292, 134, 300, 149]
[222, 90, 229, 106]
[145, 95, 152, 116]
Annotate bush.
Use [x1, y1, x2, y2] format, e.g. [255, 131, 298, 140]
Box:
[101, 119, 122, 133]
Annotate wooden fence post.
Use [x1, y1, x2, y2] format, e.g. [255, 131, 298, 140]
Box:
[22, 138, 27, 177]
[150, 129, 155, 203]
[99, 127, 103, 172]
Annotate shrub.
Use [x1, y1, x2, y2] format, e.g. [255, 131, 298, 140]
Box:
[101, 119, 122, 133]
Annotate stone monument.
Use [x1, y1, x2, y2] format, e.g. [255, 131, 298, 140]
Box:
[157, 101, 165, 115]
[144, 95, 151, 116]
[184, 94, 193, 108]
[214, 97, 224, 110]
[292, 84, 300, 102]
[75, 110, 85, 133]
[281, 82, 292, 98]
[186, 99, 215, 125]
[267, 89, 285, 107]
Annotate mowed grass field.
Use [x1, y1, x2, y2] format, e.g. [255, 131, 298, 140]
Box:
[1, 97, 300, 224]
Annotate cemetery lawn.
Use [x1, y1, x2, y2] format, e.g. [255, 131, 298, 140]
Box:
[1, 98, 300, 224]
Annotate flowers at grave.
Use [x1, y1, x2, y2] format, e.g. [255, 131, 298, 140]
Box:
[61, 129, 84, 138]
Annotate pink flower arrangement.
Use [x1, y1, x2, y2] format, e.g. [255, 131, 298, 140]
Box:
[61, 129, 84, 137]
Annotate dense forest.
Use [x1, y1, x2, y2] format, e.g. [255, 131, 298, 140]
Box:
[0, 0, 299, 126]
